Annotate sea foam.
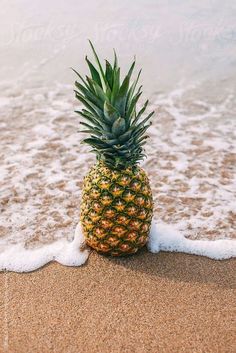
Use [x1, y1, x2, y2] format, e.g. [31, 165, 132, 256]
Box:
[0, 224, 89, 272]
[1, 221, 235, 272]
[148, 222, 236, 260]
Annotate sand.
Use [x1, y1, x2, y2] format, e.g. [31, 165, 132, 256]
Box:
[0, 250, 235, 353]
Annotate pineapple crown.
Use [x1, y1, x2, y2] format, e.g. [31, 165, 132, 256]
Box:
[73, 41, 154, 170]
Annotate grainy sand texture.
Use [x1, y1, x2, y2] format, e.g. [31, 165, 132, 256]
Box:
[0, 252, 236, 353]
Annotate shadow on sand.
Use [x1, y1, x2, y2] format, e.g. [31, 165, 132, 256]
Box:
[102, 247, 236, 289]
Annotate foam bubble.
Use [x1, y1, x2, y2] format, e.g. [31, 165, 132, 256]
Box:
[148, 221, 236, 260]
[0, 224, 89, 272]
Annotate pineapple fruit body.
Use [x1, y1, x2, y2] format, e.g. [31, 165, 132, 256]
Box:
[81, 162, 153, 256]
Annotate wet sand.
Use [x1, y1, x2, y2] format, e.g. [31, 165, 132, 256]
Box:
[0, 250, 235, 353]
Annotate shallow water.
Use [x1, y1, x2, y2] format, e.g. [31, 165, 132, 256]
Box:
[0, 1, 236, 271]
[1, 0, 236, 91]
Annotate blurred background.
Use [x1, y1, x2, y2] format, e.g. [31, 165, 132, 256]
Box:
[1, 0, 236, 92]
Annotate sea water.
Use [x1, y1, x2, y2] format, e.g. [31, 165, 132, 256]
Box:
[0, 0, 236, 271]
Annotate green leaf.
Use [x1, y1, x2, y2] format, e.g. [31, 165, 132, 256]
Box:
[115, 60, 135, 117]
[85, 56, 102, 87]
[80, 122, 102, 134]
[111, 67, 120, 105]
[136, 135, 149, 145]
[127, 91, 142, 117]
[75, 81, 103, 109]
[135, 111, 154, 130]
[132, 100, 149, 125]
[71, 68, 90, 90]
[80, 129, 102, 137]
[127, 60, 135, 79]
[104, 101, 119, 123]
[101, 131, 114, 139]
[98, 147, 116, 153]
[105, 83, 112, 101]
[113, 49, 118, 69]
[75, 110, 103, 129]
[132, 123, 152, 139]
[126, 69, 142, 109]
[82, 137, 107, 149]
[74, 91, 103, 120]
[105, 60, 113, 88]
[91, 79, 108, 103]
[74, 90, 103, 115]
[112, 117, 126, 136]
[88, 40, 106, 88]
[86, 76, 96, 93]
[113, 144, 129, 151]
[82, 109, 111, 134]
[118, 130, 133, 143]
[104, 138, 119, 145]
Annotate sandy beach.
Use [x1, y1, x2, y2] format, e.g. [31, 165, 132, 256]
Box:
[1, 1, 236, 351]
[1, 251, 236, 353]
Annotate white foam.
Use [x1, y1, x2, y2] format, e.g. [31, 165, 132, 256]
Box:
[32, 124, 56, 137]
[0, 96, 10, 107]
[148, 221, 236, 260]
[0, 224, 89, 272]
[1, 220, 236, 273]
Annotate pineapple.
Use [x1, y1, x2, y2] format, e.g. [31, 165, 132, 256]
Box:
[73, 41, 154, 256]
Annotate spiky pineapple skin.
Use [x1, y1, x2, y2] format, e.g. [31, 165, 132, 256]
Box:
[80, 162, 153, 256]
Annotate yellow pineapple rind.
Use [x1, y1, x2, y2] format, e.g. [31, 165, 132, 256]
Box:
[80, 162, 153, 256]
